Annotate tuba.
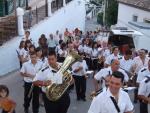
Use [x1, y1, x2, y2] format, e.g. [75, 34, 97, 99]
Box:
[45, 51, 81, 101]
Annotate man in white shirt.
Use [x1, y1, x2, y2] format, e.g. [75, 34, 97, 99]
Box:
[20, 52, 43, 113]
[47, 34, 58, 52]
[94, 59, 129, 91]
[132, 49, 150, 74]
[72, 53, 88, 101]
[104, 46, 122, 67]
[120, 49, 133, 72]
[137, 59, 150, 84]
[88, 71, 134, 113]
[138, 75, 150, 113]
[33, 51, 71, 113]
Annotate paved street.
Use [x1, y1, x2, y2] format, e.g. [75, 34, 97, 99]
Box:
[0, 17, 140, 113]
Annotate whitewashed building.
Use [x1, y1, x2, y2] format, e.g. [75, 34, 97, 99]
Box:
[117, 0, 150, 50]
[0, 0, 86, 76]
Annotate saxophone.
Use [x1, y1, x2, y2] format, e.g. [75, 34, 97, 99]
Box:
[45, 51, 81, 101]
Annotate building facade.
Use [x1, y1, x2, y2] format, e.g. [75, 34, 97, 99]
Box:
[117, 0, 150, 50]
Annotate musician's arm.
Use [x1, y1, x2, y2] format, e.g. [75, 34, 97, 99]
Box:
[32, 71, 51, 87]
[138, 95, 149, 103]
[33, 80, 51, 87]
[20, 72, 34, 78]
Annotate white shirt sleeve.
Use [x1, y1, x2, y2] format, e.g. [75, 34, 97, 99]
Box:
[105, 55, 111, 65]
[94, 69, 106, 80]
[88, 97, 101, 113]
[124, 93, 134, 112]
[136, 68, 145, 83]
[20, 63, 26, 73]
[33, 70, 47, 81]
[138, 80, 147, 95]
[119, 69, 129, 82]
[58, 49, 63, 55]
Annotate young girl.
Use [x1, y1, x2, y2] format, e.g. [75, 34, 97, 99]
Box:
[0, 85, 16, 113]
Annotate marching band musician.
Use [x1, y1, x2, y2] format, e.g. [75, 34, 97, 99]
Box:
[132, 49, 150, 75]
[120, 49, 133, 73]
[72, 52, 88, 101]
[137, 59, 150, 84]
[104, 46, 122, 67]
[91, 42, 99, 74]
[132, 49, 150, 103]
[138, 75, 150, 113]
[33, 51, 71, 113]
[94, 59, 129, 92]
[88, 71, 134, 113]
[20, 52, 43, 113]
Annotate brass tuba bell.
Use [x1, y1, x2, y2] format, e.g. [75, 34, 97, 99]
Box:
[45, 51, 81, 101]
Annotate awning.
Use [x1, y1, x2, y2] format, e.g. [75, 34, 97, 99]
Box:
[112, 29, 143, 36]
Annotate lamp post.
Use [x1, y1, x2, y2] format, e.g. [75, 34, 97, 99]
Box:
[103, 0, 106, 26]
[45, 0, 48, 17]
[26, 0, 28, 9]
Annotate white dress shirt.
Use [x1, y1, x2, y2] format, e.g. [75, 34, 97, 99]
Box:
[20, 60, 43, 83]
[78, 45, 85, 53]
[105, 54, 122, 65]
[137, 67, 150, 83]
[95, 67, 129, 82]
[72, 60, 88, 76]
[138, 76, 150, 97]
[33, 63, 62, 92]
[19, 48, 29, 60]
[58, 49, 67, 57]
[88, 88, 134, 113]
[133, 56, 149, 74]
[120, 57, 134, 72]
[91, 48, 99, 58]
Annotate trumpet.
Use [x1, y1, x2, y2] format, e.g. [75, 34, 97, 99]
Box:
[89, 89, 103, 100]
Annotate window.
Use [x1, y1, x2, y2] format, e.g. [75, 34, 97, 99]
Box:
[144, 18, 150, 24]
[132, 15, 138, 22]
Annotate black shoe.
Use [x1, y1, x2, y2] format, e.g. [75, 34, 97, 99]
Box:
[77, 97, 80, 101]
[81, 98, 86, 101]
[24, 109, 29, 113]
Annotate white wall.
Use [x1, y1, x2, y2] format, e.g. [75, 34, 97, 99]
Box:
[0, 0, 86, 76]
[117, 3, 150, 26]
[117, 3, 150, 51]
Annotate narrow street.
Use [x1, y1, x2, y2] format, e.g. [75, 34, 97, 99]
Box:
[0, 17, 140, 113]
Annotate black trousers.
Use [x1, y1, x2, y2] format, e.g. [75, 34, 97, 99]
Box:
[73, 75, 86, 99]
[24, 82, 40, 113]
[1, 110, 15, 113]
[140, 101, 148, 113]
[85, 57, 92, 70]
[42, 92, 70, 113]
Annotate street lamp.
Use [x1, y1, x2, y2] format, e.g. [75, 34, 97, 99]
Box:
[26, 0, 28, 9]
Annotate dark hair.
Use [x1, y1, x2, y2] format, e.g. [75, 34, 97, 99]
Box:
[59, 40, 63, 45]
[19, 41, 25, 49]
[29, 51, 36, 56]
[29, 45, 35, 50]
[35, 47, 42, 52]
[112, 71, 124, 83]
[60, 42, 66, 50]
[0, 85, 9, 97]
[112, 46, 119, 52]
[25, 40, 32, 50]
[25, 30, 30, 34]
[125, 49, 132, 55]
[48, 51, 57, 57]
